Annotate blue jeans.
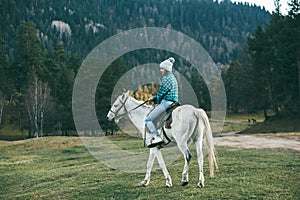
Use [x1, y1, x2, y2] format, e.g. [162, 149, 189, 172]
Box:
[145, 100, 173, 136]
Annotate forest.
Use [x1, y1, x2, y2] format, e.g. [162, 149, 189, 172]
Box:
[0, 0, 299, 139]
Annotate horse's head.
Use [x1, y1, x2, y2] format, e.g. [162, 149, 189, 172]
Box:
[107, 91, 129, 122]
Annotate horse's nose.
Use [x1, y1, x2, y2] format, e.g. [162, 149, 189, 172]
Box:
[107, 113, 114, 121]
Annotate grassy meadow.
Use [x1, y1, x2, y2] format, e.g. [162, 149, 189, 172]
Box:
[0, 136, 299, 200]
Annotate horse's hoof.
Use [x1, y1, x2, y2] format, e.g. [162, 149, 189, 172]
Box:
[166, 177, 172, 188]
[140, 179, 149, 187]
[197, 182, 204, 188]
[182, 181, 189, 186]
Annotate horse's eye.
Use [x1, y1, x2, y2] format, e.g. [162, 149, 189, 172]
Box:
[113, 104, 118, 107]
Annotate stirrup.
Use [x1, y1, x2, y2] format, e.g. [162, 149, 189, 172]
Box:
[147, 136, 163, 148]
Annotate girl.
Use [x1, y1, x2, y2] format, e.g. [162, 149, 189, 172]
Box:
[145, 57, 179, 146]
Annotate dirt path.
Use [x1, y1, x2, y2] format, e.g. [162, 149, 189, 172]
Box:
[215, 132, 300, 151]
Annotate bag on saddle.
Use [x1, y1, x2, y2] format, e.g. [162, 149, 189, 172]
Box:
[163, 102, 181, 129]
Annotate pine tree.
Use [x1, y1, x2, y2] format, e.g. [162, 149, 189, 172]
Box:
[15, 21, 54, 137]
[15, 21, 43, 89]
[96, 58, 126, 134]
[0, 38, 10, 126]
[246, 7, 300, 118]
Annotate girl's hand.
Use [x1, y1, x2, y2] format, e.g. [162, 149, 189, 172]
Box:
[148, 97, 154, 102]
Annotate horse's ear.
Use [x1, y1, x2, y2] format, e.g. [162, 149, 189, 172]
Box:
[125, 90, 130, 96]
[121, 93, 125, 100]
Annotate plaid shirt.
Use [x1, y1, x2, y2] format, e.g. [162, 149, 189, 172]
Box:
[153, 72, 178, 104]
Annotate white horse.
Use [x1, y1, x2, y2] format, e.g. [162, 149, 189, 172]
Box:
[107, 91, 218, 188]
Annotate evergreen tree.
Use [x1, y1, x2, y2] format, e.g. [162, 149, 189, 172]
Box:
[189, 71, 210, 111]
[0, 38, 10, 126]
[14, 21, 54, 137]
[96, 58, 126, 135]
[48, 41, 77, 134]
[15, 21, 43, 90]
[246, 26, 273, 117]
[246, 7, 299, 118]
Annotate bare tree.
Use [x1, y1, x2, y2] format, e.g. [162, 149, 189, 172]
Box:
[0, 90, 15, 126]
[0, 90, 7, 126]
[25, 77, 50, 138]
[38, 80, 50, 137]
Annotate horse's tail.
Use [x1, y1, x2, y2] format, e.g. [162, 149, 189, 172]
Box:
[198, 109, 218, 177]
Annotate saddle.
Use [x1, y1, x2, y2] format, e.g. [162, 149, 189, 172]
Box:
[163, 102, 181, 129]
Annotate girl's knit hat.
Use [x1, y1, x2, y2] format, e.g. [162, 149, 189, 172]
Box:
[160, 57, 175, 71]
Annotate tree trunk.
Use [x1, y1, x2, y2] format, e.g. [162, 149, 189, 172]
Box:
[0, 93, 10, 126]
[297, 60, 300, 99]
[39, 83, 43, 137]
[40, 110, 43, 137]
[0, 104, 4, 126]
[34, 77, 39, 138]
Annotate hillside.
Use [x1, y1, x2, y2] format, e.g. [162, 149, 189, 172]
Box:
[0, 0, 270, 63]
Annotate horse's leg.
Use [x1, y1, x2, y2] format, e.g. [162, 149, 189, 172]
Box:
[140, 147, 172, 187]
[195, 138, 205, 188]
[177, 142, 192, 186]
[155, 148, 172, 187]
[140, 148, 156, 187]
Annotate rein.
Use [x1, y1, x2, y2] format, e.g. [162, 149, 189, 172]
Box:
[118, 100, 149, 118]
[110, 96, 149, 118]
[128, 100, 149, 112]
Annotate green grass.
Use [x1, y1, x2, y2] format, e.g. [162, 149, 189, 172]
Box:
[0, 124, 28, 141]
[0, 136, 299, 199]
[217, 111, 300, 133]
[241, 113, 300, 134]
[211, 112, 265, 133]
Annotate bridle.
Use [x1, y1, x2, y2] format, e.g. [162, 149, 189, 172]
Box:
[110, 95, 149, 119]
[110, 95, 129, 119]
